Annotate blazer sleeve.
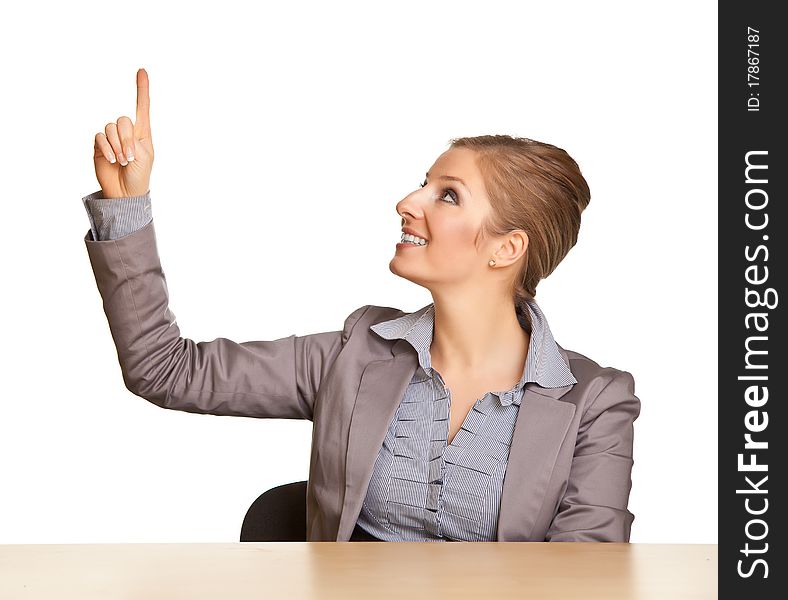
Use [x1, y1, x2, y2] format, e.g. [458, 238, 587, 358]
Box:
[83, 217, 369, 421]
[544, 370, 641, 542]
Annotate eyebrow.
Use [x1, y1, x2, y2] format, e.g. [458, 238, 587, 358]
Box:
[425, 171, 470, 193]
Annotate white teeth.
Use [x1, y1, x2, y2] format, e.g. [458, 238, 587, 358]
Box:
[401, 233, 428, 245]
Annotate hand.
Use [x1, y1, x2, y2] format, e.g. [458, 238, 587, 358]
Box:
[92, 68, 154, 198]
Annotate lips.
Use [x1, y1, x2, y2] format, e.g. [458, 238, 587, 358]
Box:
[401, 227, 428, 240]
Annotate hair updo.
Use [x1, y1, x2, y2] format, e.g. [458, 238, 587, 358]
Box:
[448, 135, 591, 330]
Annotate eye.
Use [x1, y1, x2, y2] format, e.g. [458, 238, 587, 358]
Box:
[420, 179, 458, 205]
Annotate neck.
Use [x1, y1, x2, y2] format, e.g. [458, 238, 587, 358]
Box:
[429, 291, 529, 378]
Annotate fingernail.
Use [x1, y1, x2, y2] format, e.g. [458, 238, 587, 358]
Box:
[126, 148, 135, 161]
[108, 152, 116, 163]
[119, 154, 128, 166]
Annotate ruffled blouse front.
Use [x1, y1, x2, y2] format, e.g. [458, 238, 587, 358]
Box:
[354, 299, 577, 542]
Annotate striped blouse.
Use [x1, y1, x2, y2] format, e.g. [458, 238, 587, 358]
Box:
[354, 299, 578, 541]
[81, 189, 579, 542]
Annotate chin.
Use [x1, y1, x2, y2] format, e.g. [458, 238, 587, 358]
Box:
[388, 260, 414, 282]
[388, 260, 404, 277]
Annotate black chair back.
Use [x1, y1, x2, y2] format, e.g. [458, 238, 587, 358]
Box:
[240, 480, 307, 542]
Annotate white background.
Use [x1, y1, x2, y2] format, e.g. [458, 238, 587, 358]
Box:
[0, 0, 717, 543]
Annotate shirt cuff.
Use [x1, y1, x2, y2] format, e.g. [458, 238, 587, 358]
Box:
[82, 189, 152, 241]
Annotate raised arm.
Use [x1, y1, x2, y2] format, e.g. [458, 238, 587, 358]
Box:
[83, 68, 368, 420]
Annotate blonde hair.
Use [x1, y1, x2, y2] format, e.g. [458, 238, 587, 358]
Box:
[448, 134, 591, 328]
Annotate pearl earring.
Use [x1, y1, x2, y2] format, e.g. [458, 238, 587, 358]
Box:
[488, 259, 496, 267]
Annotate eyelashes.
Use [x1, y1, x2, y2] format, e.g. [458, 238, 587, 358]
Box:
[420, 179, 459, 205]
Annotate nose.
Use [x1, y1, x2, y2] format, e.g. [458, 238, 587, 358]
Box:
[396, 192, 422, 226]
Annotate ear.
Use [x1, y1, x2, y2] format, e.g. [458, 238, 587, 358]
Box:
[494, 230, 529, 267]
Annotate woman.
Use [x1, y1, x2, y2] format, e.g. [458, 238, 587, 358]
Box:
[83, 68, 641, 542]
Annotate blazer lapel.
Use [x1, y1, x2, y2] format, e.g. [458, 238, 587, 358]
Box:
[337, 338, 418, 541]
[497, 381, 576, 541]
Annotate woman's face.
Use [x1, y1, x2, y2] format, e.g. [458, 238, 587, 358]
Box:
[390, 147, 508, 296]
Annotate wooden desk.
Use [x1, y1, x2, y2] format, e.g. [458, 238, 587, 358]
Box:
[0, 542, 716, 599]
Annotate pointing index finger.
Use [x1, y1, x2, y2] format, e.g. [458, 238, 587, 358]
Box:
[135, 68, 151, 138]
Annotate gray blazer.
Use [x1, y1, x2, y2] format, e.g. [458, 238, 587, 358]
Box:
[84, 219, 641, 542]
